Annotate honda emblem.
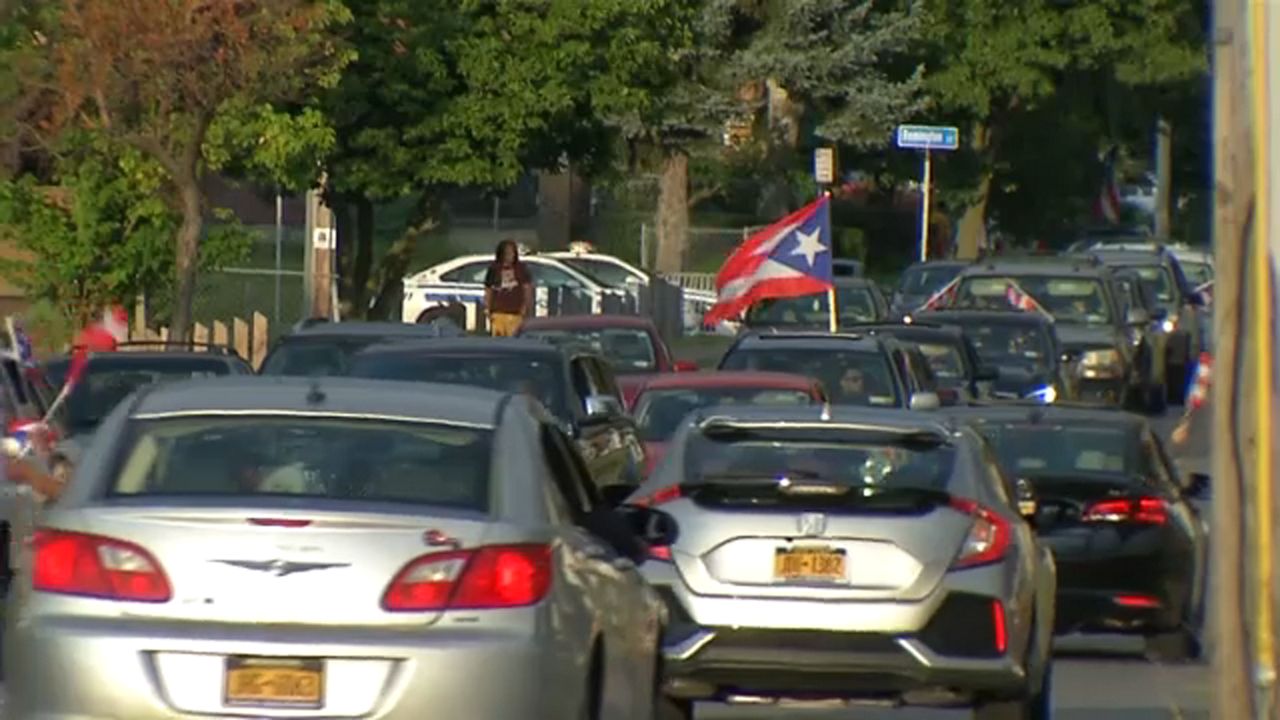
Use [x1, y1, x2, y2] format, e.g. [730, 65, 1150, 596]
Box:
[797, 513, 827, 537]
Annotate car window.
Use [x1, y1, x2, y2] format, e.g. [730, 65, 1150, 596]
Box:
[59, 356, 241, 435]
[746, 288, 881, 326]
[557, 258, 638, 288]
[111, 416, 493, 511]
[1121, 264, 1178, 309]
[1180, 260, 1213, 286]
[915, 342, 966, 381]
[721, 347, 901, 407]
[947, 320, 1052, 372]
[440, 261, 489, 283]
[956, 276, 1112, 325]
[976, 422, 1139, 478]
[350, 352, 570, 419]
[260, 339, 376, 377]
[634, 387, 815, 442]
[522, 327, 657, 373]
[528, 263, 585, 289]
[569, 357, 598, 407]
[587, 358, 622, 401]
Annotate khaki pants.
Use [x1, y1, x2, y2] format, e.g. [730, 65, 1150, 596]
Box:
[489, 312, 523, 337]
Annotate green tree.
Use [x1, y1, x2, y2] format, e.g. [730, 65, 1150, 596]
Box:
[33, 0, 352, 340]
[320, 0, 697, 318]
[0, 136, 251, 325]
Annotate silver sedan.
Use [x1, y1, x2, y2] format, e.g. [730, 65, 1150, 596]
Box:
[5, 376, 671, 720]
[632, 406, 1057, 720]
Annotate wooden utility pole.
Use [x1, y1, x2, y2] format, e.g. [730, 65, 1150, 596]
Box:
[1154, 116, 1173, 238]
[303, 180, 337, 320]
[1210, 0, 1280, 716]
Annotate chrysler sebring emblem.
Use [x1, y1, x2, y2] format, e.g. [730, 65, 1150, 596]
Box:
[797, 513, 827, 537]
[213, 559, 350, 577]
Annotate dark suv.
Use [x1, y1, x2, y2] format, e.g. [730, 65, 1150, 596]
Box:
[949, 256, 1161, 410]
[1087, 247, 1206, 402]
[716, 331, 942, 409]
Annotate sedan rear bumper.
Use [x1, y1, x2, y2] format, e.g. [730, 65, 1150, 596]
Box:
[5, 614, 564, 720]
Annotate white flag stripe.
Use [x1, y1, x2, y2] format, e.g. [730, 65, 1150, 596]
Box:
[716, 259, 806, 302]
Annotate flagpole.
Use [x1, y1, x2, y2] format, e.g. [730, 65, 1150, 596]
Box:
[822, 190, 837, 333]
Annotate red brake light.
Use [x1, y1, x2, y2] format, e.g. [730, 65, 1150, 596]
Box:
[32, 529, 171, 603]
[637, 485, 682, 507]
[382, 543, 552, 612]
[648, 545, 673, 562]
[248, 518, 313, 528]
[992, 599, 1007, 653]
[949, 498, 1012, 569]
[1082, 497, 1168, 525]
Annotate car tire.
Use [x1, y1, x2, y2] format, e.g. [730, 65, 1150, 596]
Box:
[1145, 626, 1201, 664]
[973, 661, 1051, 719]
[655, 696, 694, 720]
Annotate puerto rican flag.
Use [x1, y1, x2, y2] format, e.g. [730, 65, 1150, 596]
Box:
[1186, 352, 1212, 413]
[1004, 280, 1052, 318]
[703, 196, 833, 324]
[63, 305, 129, 390]
[915, 275, 962, 313]
[1094, 146, 1123, 224]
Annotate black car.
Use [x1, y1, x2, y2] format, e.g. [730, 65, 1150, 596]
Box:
[258, 319, 465, 377]
[913, 310, 1076, 404]
[716, 331, 940, 409]
[945, 403, 1208, 661]
[741, 277, 889, 330]
[949, 257, 1160, 410]
[43, 343, 254, 440]
[889, 260, 970, 318]
[1087, 247, 1206, 401]
[844, 322, 997, 404]
[347, 337, 647, 490]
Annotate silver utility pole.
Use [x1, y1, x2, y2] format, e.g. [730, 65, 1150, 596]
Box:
[274, 188, 283, 328]
[919, 150, 933, 262]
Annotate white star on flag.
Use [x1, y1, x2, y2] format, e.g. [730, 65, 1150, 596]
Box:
[790, 228, 827, 267]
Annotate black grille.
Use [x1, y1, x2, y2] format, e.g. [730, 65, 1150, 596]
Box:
[708, 628, 900, 654]
[916, 592, 1002, 658]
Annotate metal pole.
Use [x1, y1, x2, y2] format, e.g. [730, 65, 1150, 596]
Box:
[274, 188, 283, 328]
[303, 187, 315, 316]
[827, 288, 838, 333]
[920, 150, 932, 262]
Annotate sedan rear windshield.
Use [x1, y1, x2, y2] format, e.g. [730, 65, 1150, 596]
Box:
[47, 357, 237, 435]
[957, 276, 1112, 325]
[522, 327, 656, 372]
[746, 288, 880, 326]
[945, 320, 1052, 372]
[635, 387, 815, 442]
[721, 348, 899, 407]
[259, 339, 384, 377]
[350, 353, 569, 419]
[975, 423, 1139, 478]
[680, 430, 957, 507]
[110, 417, 493, 512]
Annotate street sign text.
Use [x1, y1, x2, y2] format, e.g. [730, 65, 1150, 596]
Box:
[896, 125, 960, 151]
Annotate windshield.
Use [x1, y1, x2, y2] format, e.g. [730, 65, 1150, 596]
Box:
[350, 353, 569, 419]
[1120, 264, 1177, 310]
[914, 342, 966, 382]
[110, 416, 492, 511]
[635, 387, 815, 442]
[558, 258, 640, 288]
[682, 431, 957, 500]
[948, 320, 1051, 371]
[956, 276, 1111, 325]
[47, 357, 237, 435]
[260, 339, 383, 377]
[522, 327, 656, 372]
[746, 288, 881, 326]
[721, 348, 900, 407]
[1180, 260, 1213, 286]
[975, 423, 1139, 478]
[897, 265, 962, 296]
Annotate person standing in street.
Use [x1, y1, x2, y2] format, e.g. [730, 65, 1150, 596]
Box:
[484, 239, 533, 337]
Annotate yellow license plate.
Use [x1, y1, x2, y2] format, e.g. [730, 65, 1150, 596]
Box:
[773, 546, 846, 581]
[224, 657, 323, 708]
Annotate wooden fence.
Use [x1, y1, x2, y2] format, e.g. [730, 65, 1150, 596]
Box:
[125, 308, 272, 369]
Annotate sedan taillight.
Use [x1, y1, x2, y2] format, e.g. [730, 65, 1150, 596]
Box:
[382, 544, 552, 612]
[33, 529, 172, 602]
[1082, 497, 1168, 525]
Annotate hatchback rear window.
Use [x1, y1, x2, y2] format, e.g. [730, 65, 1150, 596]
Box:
[110, 416, 493, 512]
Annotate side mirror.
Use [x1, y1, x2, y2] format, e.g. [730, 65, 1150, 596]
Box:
[583, 394, 623, 420]
[672, 360, 699, 373]
[908, 392, 941, 411]
[1015, 477, 1038, 522]
[1186, 472, 1211, 499]
[617, 505, 680, 548]
[599, 483, 635, 508]
[1126, 308, 1151, 326]
[974, 366, 1000, 382]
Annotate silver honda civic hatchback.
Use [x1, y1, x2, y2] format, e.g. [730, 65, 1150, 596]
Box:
[5, 376, 669, 720]
[634, 405, 1057, 720]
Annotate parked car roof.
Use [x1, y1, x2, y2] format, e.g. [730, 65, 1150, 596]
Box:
[634, 370, 817, 393]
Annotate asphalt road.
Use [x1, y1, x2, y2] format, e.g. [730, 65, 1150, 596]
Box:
[696, 412, 1211, 720]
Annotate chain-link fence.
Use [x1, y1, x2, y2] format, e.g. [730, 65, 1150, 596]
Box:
[638, 222, 764, 273]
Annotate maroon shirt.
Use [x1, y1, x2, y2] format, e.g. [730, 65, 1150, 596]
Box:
[484, 261, 532, 314]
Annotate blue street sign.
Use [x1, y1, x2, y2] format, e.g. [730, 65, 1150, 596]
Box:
[896, 124, 960, 151]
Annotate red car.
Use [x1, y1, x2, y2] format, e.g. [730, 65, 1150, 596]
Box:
[629, 371, 827, 477]
[516, 314, 698, 407]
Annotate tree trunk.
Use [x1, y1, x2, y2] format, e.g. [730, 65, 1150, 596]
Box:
[955, 123, 993, 260]
[655, 151, 690, 275]
[169, 178, 203, 342]
[368, 193, 441, 320]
